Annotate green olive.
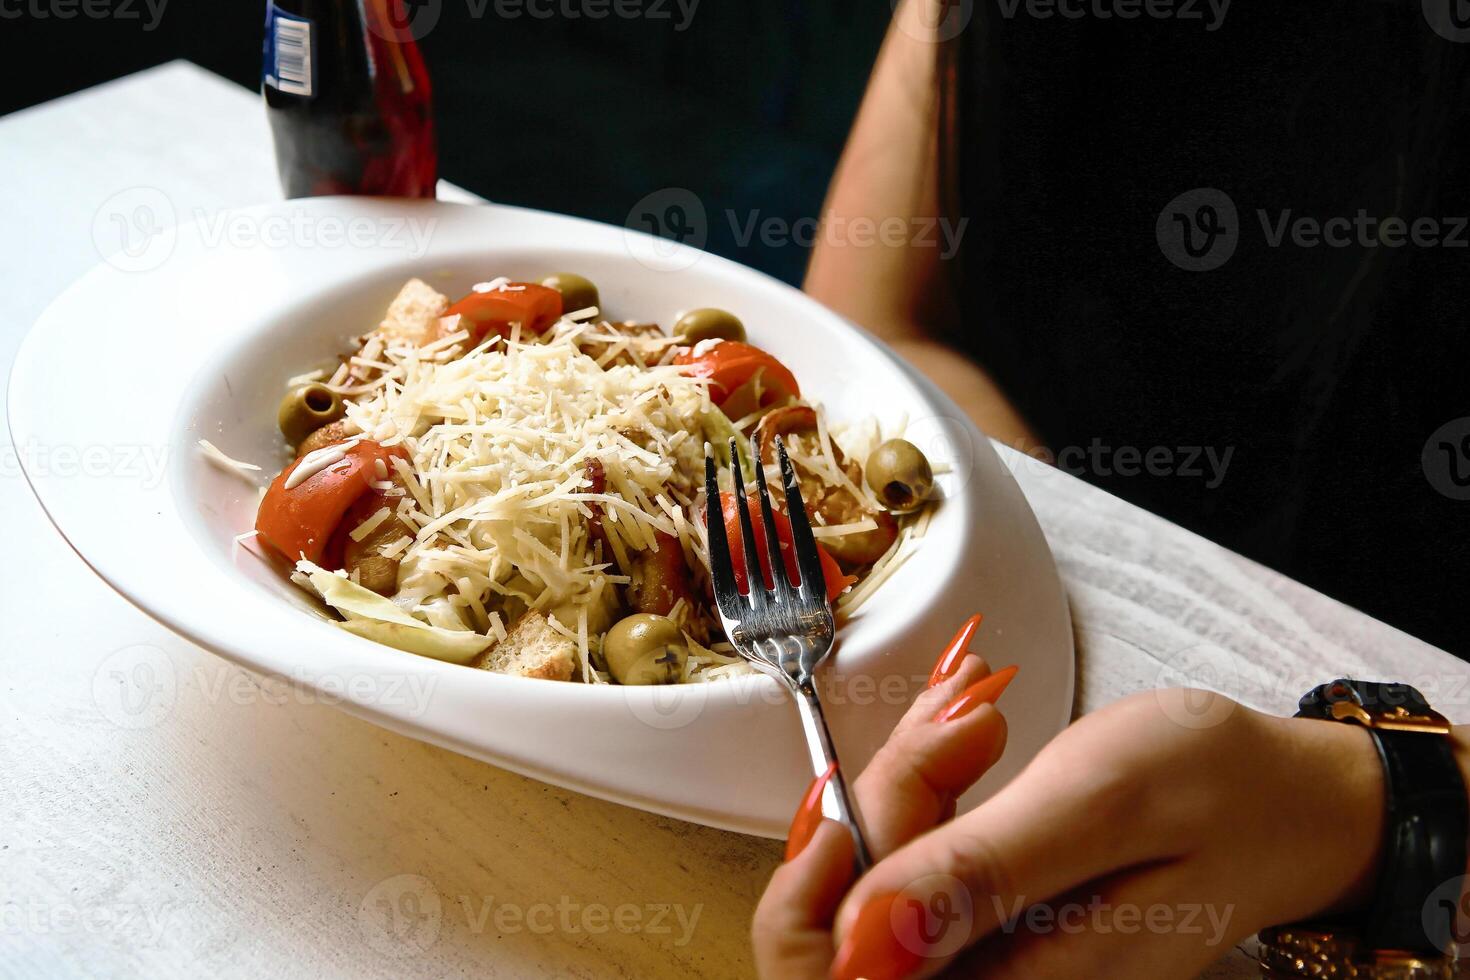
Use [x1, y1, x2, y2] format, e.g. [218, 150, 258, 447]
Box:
[674, 308, 746, 346]
[278, 383, 345, 447]
[602, 613, 688, 685]
[540, 272, 600, 314]
[865, 439, 934, 513]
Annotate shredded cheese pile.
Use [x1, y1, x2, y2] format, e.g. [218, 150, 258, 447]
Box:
[334, 324, 717, 658]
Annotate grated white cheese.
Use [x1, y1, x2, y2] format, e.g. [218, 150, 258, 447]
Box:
[199, 439, 262, 477]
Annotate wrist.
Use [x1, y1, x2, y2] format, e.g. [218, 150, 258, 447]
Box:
[1264, 714, 1386, 921]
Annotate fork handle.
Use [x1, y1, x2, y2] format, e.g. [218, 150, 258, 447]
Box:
[792, 678, 873, 875]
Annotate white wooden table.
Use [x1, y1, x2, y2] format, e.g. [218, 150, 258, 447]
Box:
[1, 62, 1463, 979]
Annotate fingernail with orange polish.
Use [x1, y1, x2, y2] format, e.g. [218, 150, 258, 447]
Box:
[927, 613, 983, 688]
[831, 892, 925, 980]
[933, 665, 1018, 723]
[785, 762, 838, 861]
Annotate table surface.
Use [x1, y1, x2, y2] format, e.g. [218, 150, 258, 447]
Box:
[2, 62, 1463, 980]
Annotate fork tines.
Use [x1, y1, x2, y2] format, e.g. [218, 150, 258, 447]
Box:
[705, 436, 828, 615]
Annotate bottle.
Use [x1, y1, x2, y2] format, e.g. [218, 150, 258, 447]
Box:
[262, 0, 437, 199]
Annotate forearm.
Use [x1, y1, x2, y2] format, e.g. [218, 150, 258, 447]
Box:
[806, 1, 1037, 446]
[804, 0, 947, 343]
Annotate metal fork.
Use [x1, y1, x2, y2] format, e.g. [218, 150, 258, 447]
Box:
[705, 436, 872, 872]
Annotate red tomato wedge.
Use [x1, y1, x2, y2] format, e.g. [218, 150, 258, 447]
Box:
[674, 341, 800, 410]
[711, 492, 855, 602]
[445, 282, 563, 341]
[256, 440, 408, 565]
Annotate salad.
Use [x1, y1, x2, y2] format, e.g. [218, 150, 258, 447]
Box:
[246, 273, 936, 685]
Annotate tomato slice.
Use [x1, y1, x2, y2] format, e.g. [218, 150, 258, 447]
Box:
[674, 341, 800, 411]
[255, 440, 408, 565]
[712, 492, 855, 602]
[444, 282, 563, 341]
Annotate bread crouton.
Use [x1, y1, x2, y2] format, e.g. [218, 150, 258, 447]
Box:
[475, 611, 577, 681]
[375, 277, 450, 348]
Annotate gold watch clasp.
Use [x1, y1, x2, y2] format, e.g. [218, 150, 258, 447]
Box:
[1328, 698, 1452, 735]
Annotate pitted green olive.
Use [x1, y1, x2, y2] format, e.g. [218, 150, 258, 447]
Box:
[603, 613, 688, 685]
[278, 383, 345, 447]
[540, 272, 600, 314]
[674, 308, 746, 345]
[865, 439, 934, 513]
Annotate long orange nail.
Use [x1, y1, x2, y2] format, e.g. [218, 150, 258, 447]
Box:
[933, 665, 1018, 723]
[927, 613, 983, 688]
[830, 892, 925, 980]
[784, 762, 838, 861]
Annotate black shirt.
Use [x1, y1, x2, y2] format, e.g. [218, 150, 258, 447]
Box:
[945, 1, 1470, 655]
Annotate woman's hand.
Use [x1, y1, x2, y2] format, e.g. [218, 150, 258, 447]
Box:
[753, 614, 1015, 978]
[754, 627, 1404, 979]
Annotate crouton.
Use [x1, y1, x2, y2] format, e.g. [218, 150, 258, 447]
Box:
[475, 611, 577, 682]
[579, 320, 666, 367]
[375, 277, 450, 348]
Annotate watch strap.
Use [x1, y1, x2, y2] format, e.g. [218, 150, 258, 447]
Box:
[1296, 679, 1468, 954]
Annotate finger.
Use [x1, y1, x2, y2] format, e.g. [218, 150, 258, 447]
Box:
[831, 702, 1187, 975]
[961, 864, 1242, 980]
[853, 661, 1012, 856]
[753, 821, 855, 979]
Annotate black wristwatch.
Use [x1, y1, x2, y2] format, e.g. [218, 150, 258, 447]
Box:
[1290, 679, 1468, 955]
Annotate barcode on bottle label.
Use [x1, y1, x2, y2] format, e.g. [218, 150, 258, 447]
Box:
[266, 8, 314, 97]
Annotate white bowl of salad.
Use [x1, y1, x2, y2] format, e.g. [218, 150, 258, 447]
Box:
[10, 197, 1073, 835]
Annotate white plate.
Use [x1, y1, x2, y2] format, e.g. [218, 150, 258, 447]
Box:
[9, 198, 1073, 837]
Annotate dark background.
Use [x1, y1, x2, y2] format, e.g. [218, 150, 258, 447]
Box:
[0, 1, 887, 286]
